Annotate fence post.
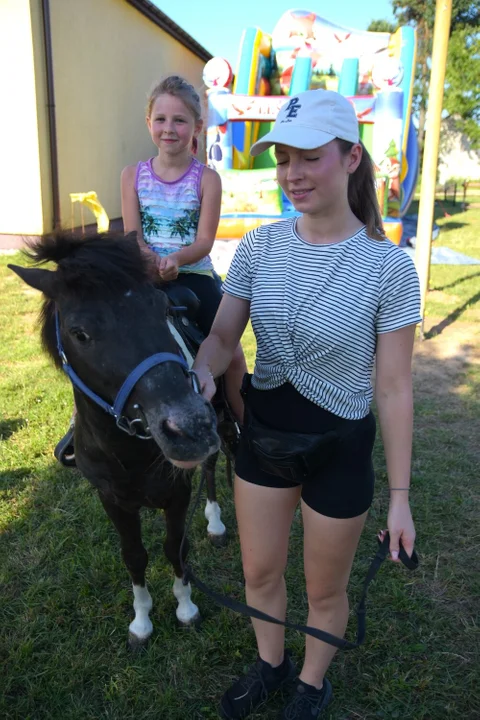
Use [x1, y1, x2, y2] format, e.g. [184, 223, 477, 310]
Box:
[415, 0, 453, 340]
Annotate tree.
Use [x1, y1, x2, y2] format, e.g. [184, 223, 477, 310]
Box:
[391, 0, 480, 154]
[367, 19, 398, 33]
[444, 26, 480, 147]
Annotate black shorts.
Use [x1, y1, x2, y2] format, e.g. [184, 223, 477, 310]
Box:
[174, 272, 222, 336]
[236, 382, 376, 519]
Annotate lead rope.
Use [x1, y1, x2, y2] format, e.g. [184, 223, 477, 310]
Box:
[179, 477, 419, 650]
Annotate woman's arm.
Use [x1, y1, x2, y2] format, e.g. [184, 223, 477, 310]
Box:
[167, 167, 222, 269]
[193, 293, 250, 400]
[375, 324, 417, 561]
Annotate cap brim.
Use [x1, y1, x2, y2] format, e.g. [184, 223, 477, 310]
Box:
[250, 126, 336, 157]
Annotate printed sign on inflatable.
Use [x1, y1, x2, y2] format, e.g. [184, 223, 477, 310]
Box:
[205, 9, 418, 244]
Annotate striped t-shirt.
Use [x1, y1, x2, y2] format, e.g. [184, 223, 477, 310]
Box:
[223, 218, 421, 420]
[135, 157, 213, 274]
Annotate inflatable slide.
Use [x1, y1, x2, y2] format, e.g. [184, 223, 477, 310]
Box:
[203, 9, 418, 244]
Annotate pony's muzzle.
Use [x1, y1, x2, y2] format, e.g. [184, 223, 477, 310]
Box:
[146, 396, 220, 466]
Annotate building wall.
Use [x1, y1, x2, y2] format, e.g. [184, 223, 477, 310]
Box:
[49, 0, 208, 230]
[0, 0, 46, 235]
[438, 118, 480, 185]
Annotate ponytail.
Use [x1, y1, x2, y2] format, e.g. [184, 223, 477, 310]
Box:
[191, 136, 198, 155]
[336, 140, 386, 241]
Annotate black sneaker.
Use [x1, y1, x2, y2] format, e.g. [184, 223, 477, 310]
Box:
[278, 678, 333, 719]
[220, 651, 296, 719]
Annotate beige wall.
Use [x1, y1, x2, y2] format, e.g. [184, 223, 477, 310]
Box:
[50, 0, 207, 230]
[0, 0, 46, 235]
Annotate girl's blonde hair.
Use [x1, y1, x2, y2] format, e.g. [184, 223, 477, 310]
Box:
[146, 75, 202, 123]
[336, 140, 386, 241]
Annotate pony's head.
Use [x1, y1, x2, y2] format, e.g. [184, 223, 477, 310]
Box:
[9, 232, 220, 467]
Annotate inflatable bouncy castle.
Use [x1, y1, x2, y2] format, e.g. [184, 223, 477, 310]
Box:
[203, 9, 418, 244]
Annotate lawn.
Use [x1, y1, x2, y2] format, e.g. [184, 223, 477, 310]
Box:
[1, 199, 479, 719]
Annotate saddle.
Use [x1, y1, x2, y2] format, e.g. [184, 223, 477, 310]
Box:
[162, 283, 239, 463]
[162, 283, 204, 360]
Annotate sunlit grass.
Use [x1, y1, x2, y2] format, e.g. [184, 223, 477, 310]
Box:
[1, 204, 479, 719]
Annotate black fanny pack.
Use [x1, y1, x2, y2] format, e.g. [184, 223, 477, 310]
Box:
[241, 374, 339, 482]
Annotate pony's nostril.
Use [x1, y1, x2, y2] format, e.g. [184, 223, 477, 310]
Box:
[162, 418, 184, 439]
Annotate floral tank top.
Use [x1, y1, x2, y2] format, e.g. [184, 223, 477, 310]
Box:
[135, 157, 213, 274]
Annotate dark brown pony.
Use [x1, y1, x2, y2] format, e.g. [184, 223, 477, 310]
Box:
[9, 232, 232, 646]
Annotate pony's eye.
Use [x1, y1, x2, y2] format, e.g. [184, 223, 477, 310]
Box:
[71, 328, 91, 343]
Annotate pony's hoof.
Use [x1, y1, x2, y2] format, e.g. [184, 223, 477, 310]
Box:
[177, 611, 201, 629]
[128, 632, 150, 652]
[208, 530, 227, 548]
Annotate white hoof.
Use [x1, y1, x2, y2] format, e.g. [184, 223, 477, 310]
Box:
[205, 500, 226, 537]
[129, 584, 153, 641]
[128, 615, 153, 641]
[173, 576, 200, 625]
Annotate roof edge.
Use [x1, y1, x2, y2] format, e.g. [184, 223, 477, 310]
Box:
[125, 0, 212, 63]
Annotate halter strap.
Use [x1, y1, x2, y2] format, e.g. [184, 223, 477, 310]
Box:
[55, 311, 189, 422]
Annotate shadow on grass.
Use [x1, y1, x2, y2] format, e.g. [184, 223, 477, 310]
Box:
[439, 220, 469, 232]
[0, 417, 27, 440]
[433, 270, 480, 292]
[409, 198, 468, 223]
[0, 467, 33, 493]
[425, 290, 480, 338]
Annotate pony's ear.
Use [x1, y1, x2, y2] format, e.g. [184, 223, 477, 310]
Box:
[8, 265, 58, 298]
[125, 231, 137, 243]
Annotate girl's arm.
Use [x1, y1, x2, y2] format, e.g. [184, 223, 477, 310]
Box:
[193, 293, 250, 400]
[121, 165, 160, 271]
[167, 167, 222, 268]
[121, 165, 145, 240]
[375, 324, 417, 561]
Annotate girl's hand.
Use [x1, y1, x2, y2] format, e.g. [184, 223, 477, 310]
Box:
[158, 256, 179, 282]
[379, 500, 416, 562]
[193, 366, 216, 402]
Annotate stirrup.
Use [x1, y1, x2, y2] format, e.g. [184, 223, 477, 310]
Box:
[54, 424, 76, 467]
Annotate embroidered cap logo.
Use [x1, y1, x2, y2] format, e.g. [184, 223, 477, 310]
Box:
[282, 97, 301, 122]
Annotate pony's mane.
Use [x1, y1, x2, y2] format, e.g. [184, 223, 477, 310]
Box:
[24, 231, 153, 294]
[25, 232, 155, 367]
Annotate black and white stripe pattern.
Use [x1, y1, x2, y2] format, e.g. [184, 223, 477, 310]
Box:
[223, 218, 421, 420]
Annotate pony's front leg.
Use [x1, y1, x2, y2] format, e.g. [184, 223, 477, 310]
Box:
[163, 499, 200, 626]
[98, 493, 153, 647]
[202, 453, 226, 547]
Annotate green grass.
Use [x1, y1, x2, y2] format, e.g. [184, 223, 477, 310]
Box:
[1, 205, 479, 719]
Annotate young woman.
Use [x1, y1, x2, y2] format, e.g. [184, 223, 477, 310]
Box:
[193, 89, 420, 719]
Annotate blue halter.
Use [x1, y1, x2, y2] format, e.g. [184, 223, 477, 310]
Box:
[55, 311, 199, 439]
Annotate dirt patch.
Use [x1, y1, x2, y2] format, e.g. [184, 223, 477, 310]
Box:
[427, 290, 460, 304]
[412, 320, 480, 458]
[414, 320, 479, 374]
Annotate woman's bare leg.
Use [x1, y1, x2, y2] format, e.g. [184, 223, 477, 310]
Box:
[235, 476, 302, 666]
[300, 501, 368, 688]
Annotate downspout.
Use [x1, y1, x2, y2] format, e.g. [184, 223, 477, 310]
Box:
[41, 0, 61, 229]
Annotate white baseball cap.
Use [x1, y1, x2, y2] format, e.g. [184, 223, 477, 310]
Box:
[250, 89, 359, 156]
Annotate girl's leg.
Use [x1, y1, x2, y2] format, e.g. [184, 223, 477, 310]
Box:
[175, 273, 247, 423]
[235, 476, 301, 665]
[300, 502, 368, 688]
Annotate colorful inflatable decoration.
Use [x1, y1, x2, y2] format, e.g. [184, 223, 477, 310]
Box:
[205, 9, 418, 244]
